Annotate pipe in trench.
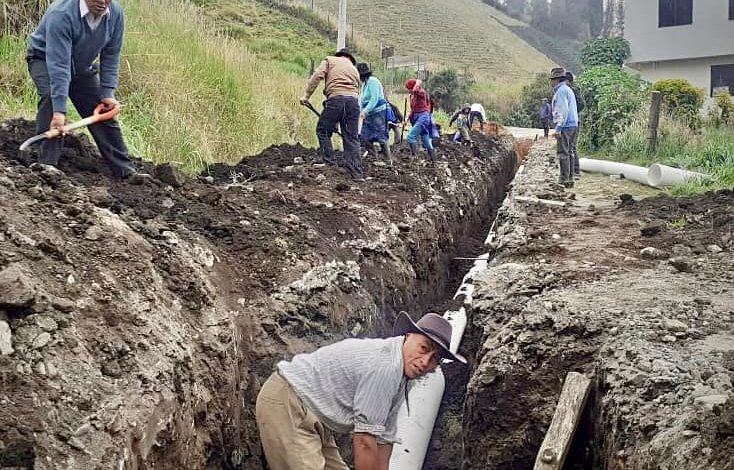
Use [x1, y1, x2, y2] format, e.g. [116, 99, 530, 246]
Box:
[389, 242, 494, 468]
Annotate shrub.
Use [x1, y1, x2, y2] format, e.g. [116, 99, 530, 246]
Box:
[580, 37, 630, 68]
[575, 65, 649, 150]
[714, 90, 734, 126]
[514, 73, 554, 127]
[504, 106, 533, 128]
[425, 69, 475, 112]
[652, 79, 704, 130]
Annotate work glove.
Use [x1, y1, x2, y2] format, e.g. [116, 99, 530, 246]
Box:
[299, 95, 310, 105]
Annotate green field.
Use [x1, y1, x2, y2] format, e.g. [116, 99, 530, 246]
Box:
[307, 0, 554, 81]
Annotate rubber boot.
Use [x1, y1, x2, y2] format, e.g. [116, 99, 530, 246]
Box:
[427, 148, 436, 165]
[409, 142, 418, 156]
[382, 141, 393, 164]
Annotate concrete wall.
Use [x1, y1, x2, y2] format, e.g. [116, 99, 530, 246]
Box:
[628, 54, 734, 108]
[625, 0, 734, 64]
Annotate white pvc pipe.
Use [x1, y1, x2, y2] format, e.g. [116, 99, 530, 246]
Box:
[391, 254, 486, 468]
[648, 163, 708, 187]
[390, 308, 467, 469]
[389, 370, 446, 468]
[579, 158, 650, 186]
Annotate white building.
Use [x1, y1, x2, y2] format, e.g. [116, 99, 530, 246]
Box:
[624, 0, 734, 105]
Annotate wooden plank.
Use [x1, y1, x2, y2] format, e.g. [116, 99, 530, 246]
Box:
[515, 196, 567, 208]
[533, 372, 593, 470]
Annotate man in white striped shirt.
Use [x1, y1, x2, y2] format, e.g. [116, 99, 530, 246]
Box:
[256, 312, 466, 469]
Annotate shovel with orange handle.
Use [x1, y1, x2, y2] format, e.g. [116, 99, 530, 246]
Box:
[19, 103, 120, 152]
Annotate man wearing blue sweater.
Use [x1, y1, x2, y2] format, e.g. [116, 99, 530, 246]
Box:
[549, 67, 578, 188]
[26, 0, 138, 179]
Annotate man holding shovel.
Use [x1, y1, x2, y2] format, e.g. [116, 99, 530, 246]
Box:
[300, 49, 364, 181]
[26, 0, 142, 180]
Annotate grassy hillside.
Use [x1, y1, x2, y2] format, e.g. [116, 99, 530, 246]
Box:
[0, 0, 343, 171]
[309, 0, 554, 80]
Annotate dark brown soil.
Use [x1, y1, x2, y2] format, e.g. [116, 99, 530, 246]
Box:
[0, 119, 517, 469]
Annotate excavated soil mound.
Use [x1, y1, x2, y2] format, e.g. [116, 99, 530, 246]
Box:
[463, 143, 733, 470]
[0, 120, 516, 469]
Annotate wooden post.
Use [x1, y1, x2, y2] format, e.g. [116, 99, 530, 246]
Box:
[533, 372, 592, 470]
[647, 90, 663, 155]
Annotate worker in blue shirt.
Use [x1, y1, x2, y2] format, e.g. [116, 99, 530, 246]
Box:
[357, 63, 392, 162]
[549, 67, 578, 188]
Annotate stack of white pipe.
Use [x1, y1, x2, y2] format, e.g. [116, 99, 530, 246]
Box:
[579, 158, 708, 188]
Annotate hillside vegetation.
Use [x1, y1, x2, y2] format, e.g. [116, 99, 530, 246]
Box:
[310, 0, 554, 80]
[0, 0, 342, 171]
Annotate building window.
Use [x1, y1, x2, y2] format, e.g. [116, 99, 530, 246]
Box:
[730, 0, 734, 20]
[659, 0, 693, 27]
[711, 65, 734, 96]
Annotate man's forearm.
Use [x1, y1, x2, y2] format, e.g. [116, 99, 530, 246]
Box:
[353, 433, 380, 470]
[377, 444, 393, 470]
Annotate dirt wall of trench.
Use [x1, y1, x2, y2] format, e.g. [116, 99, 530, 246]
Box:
[0, 121, 516, 469]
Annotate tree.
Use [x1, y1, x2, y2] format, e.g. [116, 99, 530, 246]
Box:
[580, 37, 630, 68]
[529, 0, 550, 30]
[425, 69, 475, 112]
[505, 0, 527, 17]
[588, 0, 604, 37]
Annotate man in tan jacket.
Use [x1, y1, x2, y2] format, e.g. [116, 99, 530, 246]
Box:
[300, 49, 364, 180]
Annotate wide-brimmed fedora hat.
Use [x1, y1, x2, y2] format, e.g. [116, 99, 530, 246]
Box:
[394, 311, 467, 364]
[549, 67, 567, 80]
[335, 48, 356, 65]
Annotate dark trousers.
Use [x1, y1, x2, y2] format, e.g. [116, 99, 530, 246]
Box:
[316, 96, 362, 178]
[27, 58, 136, 178]
[557, 127, 578, 184]
[469, 111, 484, 129]
[541, 118, 550, 138]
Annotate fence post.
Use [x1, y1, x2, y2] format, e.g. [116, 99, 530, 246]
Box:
[647, 91, 663, 154]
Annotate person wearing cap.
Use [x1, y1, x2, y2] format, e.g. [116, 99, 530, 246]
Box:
[549, 67, 578, 188]
[565, 71, 585, 178]
[300, 49, 364, 180]
[357, 63, 392, 162]
[539, 98, 552, 139]
[449, 103, 473, 146]
[405, 79, 438, 163]
[256, 311, 465, 469]
[469, 102, 487, 132]
[25, 0, 145, 181]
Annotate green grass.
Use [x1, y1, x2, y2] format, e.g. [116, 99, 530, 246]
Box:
[595, 111, 734, 194]
[307, 0, 554, 85]
[0, 0, 341, 173]
[0, 36, 37, 119]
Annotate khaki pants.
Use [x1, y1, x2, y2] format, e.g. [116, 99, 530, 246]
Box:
[256, 372, 349, 470]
